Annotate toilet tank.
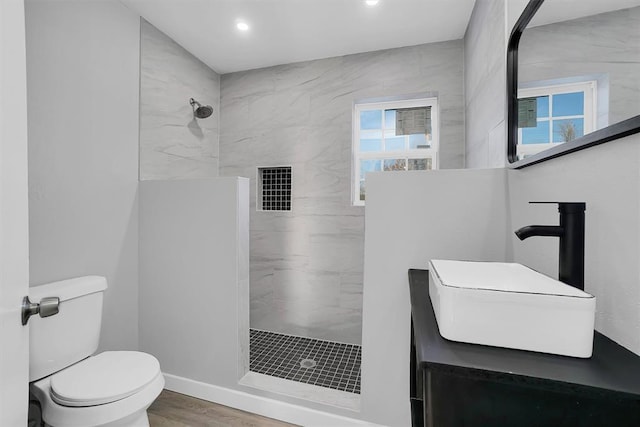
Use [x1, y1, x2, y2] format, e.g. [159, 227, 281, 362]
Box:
[28, 276, 108, 382]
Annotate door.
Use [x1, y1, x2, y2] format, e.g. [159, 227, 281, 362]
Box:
[0, 0, 30, 425]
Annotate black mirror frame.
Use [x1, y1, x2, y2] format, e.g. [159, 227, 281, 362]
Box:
[507, 0, 640, 169]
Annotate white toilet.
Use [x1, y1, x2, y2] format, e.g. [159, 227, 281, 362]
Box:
[28, 276, 164, 427]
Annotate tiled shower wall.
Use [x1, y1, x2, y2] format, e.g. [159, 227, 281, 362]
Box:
[139, 20, 220, 180]
[220, 41, 465, 344]
[464, 0, 508, 169]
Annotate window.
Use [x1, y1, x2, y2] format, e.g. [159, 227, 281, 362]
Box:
[517, 81, 596, 159]
[352, 98, 438, 205]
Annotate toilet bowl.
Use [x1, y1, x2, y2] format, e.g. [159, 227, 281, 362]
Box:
[28, 277, 164, 427]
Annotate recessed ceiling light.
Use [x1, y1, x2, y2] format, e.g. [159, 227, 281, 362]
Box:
[365, 0, 379, 6]
[236, 21, 250, 31]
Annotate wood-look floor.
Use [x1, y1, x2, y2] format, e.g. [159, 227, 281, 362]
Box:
[148, 390, 298, 427]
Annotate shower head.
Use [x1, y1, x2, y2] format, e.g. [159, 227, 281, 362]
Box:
[189, 98, 213, 119]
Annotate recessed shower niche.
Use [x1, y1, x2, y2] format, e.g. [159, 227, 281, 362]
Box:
[257, 166, 292, 212]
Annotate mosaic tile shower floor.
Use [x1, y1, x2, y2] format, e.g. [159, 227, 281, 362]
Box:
[249, 329, 361, 394]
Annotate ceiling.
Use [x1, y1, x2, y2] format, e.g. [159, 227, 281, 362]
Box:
[120, 0, 476, 74]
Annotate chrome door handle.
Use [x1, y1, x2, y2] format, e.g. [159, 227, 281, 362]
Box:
[21, 296, 59, 325]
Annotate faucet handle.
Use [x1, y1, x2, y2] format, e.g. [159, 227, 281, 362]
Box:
[529, 202, 585, 212]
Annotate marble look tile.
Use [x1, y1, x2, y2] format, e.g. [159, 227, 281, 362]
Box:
[249, 92, 311, 131]
[272, 270, 341, 306]
[488, 120, 506, 168]
[464, 0, 507, 168]
[221, 69, 277, 102]
[140, 150, 218, 181]
[251, 229, 309, 259]
[140, 124, 218, 159]
[274, 57, 345, 91]
[307, 233, 364, 274]
[251, 299, 363, 345]
[465, 56, 506, 168]
[222, 40, 464, 345]
[339, 274, 364, 311]
[140, 20, 220, 180]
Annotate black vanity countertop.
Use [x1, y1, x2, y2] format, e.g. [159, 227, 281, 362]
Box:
[409, 269, 640, 399]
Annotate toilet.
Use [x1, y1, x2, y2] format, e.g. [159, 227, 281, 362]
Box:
[28, 276, 164, 427]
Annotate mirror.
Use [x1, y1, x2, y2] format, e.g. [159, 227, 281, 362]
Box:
[507, 0, 640, 167]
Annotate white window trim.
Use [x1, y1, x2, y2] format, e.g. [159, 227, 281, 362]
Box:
[352, 97, 439, 206]
[517, 81, 596, 158]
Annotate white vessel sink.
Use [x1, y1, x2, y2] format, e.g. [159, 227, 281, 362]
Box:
[428, 259, 596, 358]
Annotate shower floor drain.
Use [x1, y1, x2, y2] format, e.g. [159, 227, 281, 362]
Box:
[250, 329, 361, 394]
[300, 358, 317, 369]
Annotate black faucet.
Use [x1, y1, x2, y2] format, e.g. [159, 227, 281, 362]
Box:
[515, 202, 586, 291]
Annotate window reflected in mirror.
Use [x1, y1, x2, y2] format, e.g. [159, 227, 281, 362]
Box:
[514, 1, 640, 162]
[517, 81, 595, 158]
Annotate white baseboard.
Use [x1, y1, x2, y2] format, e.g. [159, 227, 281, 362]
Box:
[162, 373, 381, 427]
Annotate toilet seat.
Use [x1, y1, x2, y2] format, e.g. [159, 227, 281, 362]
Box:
[49, 351, 161, 407]
[30, 351, 164, 427]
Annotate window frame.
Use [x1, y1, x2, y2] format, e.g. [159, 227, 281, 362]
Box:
[517, 81, 596, 159]
[352, 97, 439, 206]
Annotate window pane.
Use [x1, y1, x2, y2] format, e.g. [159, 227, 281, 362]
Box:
[408, 158, 432, 170]
[360, 138, 382, 152]
[552, 92, 584, 117]
[537, 96, 549, 118]
[385, 137, 405, 151]
[383, 159, 407, 171]
[553, 118, 584, 143]
[521, 120, 550, 144]
[384, 110, 396, 130]
[354, 99, 439, 205]
[362, 129, 383, 138]
[360, 110, 382, 130]
[360, 159, 381, 180]
[409, 133, 430, 149]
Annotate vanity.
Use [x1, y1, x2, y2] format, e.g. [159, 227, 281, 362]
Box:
[409, 269, 640, 427]
[406, 0, 640, 423]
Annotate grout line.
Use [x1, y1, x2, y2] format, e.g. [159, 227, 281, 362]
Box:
[250, 328, 362, 347]
[250, 329, 361, 394]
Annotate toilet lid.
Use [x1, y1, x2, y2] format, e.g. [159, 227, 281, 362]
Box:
[50, 351, 161, 407]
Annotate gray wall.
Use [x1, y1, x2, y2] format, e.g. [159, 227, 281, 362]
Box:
[139, 178, 249, 386]
[519, 7, 640, 127]
[139, 20, 220, 180]
[362, 168, 508, 425]
[508, 133, 640, 356]
[464, 0, 508, 168]
[25, 0, 141, 351]
[219, 41, 465, 344]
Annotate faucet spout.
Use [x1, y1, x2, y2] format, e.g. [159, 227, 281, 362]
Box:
[515, 225, 564, 240]
[514, 202, 586, 291]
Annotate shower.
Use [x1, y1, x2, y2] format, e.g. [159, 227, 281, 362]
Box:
[189, 98, 213, 119]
